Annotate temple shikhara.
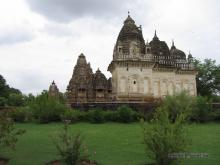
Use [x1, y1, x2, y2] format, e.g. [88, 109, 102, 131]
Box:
[65, 14, 197, 105]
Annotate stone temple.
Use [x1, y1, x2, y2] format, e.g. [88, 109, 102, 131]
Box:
[66, 14, 197, 105]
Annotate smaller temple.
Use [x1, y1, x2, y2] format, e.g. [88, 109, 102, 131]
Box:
[48, 81, 59, 98]
[66, 54, 112, 105]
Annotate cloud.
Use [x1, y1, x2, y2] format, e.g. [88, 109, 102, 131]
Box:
[0, 28, 34, 45]
[26, 0, 135, 22]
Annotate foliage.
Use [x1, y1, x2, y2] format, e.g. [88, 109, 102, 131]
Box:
[23, 94, 35, 106]
[141, 107, 189, 165]
[117, 105, 137, 123]
[193, 58, 220, 97]
[0, 112, 25, 153]
[61, 110, 84, 123]
[190, 96, 212, 123]
[30, 91, 66, 123]
[0, 96, 7, 106]
[211, 110, 220, 121]
[161, 92, 194, 122]
[103, 111, 119, 122]
[0, 75, 22, 107]
[9, 107, 32, 123]
[61, 106, 138, 124]
[86, 109, 105, 124]
[7, 93, 24, 107]
[51, 122, 86, 165]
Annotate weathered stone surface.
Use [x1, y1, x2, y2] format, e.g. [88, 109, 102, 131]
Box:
[48, 81, 59, 98]
[67, 14, 197, 104]
[67, 54, 112, 105]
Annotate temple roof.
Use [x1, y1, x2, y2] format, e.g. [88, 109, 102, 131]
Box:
[77, 53, 87, 65]
[149, 31, 170, 56]
[93, 68, 108, 89]
[170, 41, 186, 60]
[116, 14, 145, 54]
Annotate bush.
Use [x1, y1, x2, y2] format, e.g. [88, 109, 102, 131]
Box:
[30, 92, 66, 123]
[0, 97, 6, 107]
[61, 109, 84, 123]
[51, 122, 87, 165]
[211, 110, 220, 121]
[7, 93, 24, 107]
[190, 96, 212, 122]
[9, 107, 29, 123]
[117, 105, 137, 123]
[162, 92, 194, 122]
[141, 107, 190, 165]
[87, 109, 105, 123]
[104, 111, 119, 122]
[0, 112, 25, 152]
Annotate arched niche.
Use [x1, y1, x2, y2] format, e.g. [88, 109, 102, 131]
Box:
[129, 74, 139, 93]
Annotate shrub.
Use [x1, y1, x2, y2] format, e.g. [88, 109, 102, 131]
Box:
[87, 109, 105, 123]
[190, 96, 212, 122]
[7, 93, 24, 107]
[141, 107, 189, 165]
[61, 109, 83, 123]
[104, 111, 119, 122]
[211, 109, 220, 122]
[0, 112, 25, 152]
[117, 105, 137, 123]
[162, 92, 194, 122]
[9, 107, 28, 123]
[30, 92, 66, 123]
[51, 122, 87, 165]
[0, 97, 6, 107]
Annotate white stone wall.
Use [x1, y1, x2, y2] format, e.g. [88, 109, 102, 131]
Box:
[111, 66, 197, 100]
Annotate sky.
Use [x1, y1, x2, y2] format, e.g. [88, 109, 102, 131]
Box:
[0, 0, 219, 95]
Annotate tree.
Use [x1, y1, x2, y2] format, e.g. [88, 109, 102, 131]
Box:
[194, 59, 220, 97]
[0, 74, 22, 106]
[7, 93, 24, 107]
[141, 93, 191, 165]
[141, 109, 189, 165]
[0, 112, 25, 153]
[0, 75, 9, 98]
[30, 91, 66, 123]
[162, 92, 194, 122]
[51, 122, 86, 165]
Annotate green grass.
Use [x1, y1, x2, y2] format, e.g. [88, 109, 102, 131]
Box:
[1, 122, 220, 165]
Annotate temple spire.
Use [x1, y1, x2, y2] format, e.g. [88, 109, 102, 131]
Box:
[153, 30, 159, 40]
[171, 39, 176, 49]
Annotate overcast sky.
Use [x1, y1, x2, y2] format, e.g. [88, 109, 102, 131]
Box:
[0, 0, 219, 95]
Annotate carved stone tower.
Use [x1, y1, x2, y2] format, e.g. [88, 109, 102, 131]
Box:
[48, 81, 59, 98]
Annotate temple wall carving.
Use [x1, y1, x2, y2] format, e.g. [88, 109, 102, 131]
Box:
[111, 67, 197, 100]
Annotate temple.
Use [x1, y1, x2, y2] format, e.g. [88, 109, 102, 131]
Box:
[48, 81, 59, 98]
[66, 54, 112, 103]
[66, 14, 197, 105]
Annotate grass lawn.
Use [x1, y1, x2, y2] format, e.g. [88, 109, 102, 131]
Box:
[1, 122, 220, 165]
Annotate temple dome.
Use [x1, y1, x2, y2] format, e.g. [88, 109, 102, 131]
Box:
[116, 14, 145, 54]
[149, 31, 170, 56]
[93, 69, 107, 90]
[170, 42, 186, 60]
